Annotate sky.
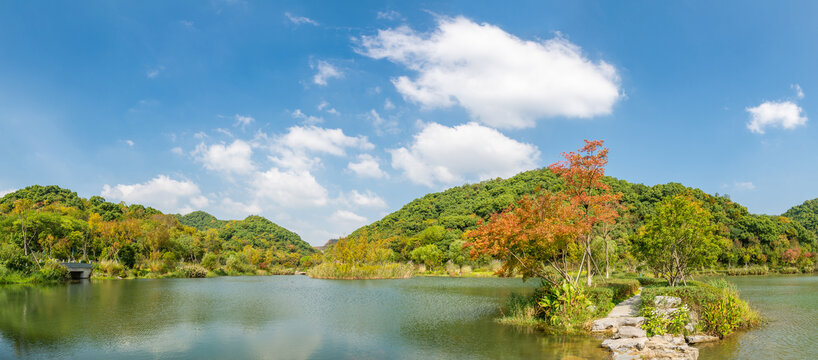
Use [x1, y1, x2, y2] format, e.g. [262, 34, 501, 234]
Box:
[1, 1, 817, 246]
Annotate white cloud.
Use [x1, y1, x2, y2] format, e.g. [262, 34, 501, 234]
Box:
[330, 210, 367, 224]
[234, 114, 254, 128]
[367, 109, 399, 135]
[285, 12, 319, 26]
[291, 109, 323, 124]
[357, 16, 621, 129]
[746, 101, 807, 134]
[384, 98, 395, 110]
[193, 139, 255, 174]
[101, 175, 208, 213]
[312, 60, 343, 86]
[179, 20, 195, 29]
[734, 182, 756, 191]
[793, 84, 805, 99]
[146, 66, 164, 79]
[376, 10, 402, 20]
[252, 168, 328, 207]
[341, 190, 387, 208]
[317, 101, 339, 115]
[277, 125, 373, 156]
[171, 147, 184, 155]
[0, 189, 16, 197]
[124, 139, 135, 147]
[390, 122, 540, 187]
[347, 154, 387, 179]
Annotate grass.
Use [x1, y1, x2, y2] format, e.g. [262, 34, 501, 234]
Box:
[640, 279, 760, 338]
[307, 262, 414, 279]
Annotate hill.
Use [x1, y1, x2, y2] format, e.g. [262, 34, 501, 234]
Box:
[352, 168, 817, 268]
[0, 185, 313, 274]
[784, 199, 818, 235]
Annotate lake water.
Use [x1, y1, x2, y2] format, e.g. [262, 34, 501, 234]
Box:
[0, 275, 814, 359]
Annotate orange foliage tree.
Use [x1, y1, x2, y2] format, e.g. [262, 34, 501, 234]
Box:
[466, 140, 621, 287]
[466, 191, 582, 286]
[548, 140, 622, 286]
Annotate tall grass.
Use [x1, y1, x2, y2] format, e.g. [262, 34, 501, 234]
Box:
[307, 262, 414, 279]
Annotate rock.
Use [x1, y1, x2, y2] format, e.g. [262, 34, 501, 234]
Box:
[620, 316, 645, 327]
[685, 335, 719, 344]
[601, 337, 648, 352]
[617, 326, 647, 339]
[684, 323, 695, 333]
[592, 317, 622, 332]
[654, 296, 682, 309]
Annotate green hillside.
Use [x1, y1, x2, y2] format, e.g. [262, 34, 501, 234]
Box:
[784, 199, 818, 235]
[353, 168, 817, 268]
[0, 185, 313, 279]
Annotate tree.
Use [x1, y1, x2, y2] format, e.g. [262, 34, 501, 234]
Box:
[466, 191, 582, 286]
[410, 244, 443, 269]
[12, 199, 32, 255]
[633, 195, 721, 286]
[549, 140, 622, 286]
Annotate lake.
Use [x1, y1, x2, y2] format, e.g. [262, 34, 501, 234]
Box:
[0, 275, 814, 359]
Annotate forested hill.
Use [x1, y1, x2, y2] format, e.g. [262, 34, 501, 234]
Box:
[0, 185, 314, 266]
[784, 198, 818, 235]
[352, 168, 816, 266]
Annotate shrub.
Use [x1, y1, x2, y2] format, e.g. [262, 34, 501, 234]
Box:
[97, 259, 126, 277]
[445, 260, 460, 276]
[778, 266, 800, 274]
[307, 262, 413, 279]
[119, 243, 138, 268]
[586, 287, 614, 315]
[178, 264, 208, 278]
[602, 278, 640, 303]
[537, 281, 594, 327]
[162, 252, 178, 273]
[726, 265, 768, 276]
[201, 253, 220, 270]
[497, 293, 541, 326]
[38, 260, 70, 282]
[410, 244, 443, 269]
[461, 265, 472, 276]
[641, 280, 759, 338]
[5, 254, 34, 275]
[226, 253, 254, 273]
[636, 276, 668, 287]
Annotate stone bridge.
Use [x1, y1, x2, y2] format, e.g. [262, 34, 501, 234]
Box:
[60, 262, 93, 279]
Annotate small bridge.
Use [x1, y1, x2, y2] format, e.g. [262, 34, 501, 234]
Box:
[60, 262, 93, 279]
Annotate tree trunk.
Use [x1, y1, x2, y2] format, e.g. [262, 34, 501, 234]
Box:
[604, 239, 611, 279]
[585, 238, 592, 287]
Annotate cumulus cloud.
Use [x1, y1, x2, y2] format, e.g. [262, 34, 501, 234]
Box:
[376, 10, 402, 20]
[193, 139, 255, 174]
[101, 175, 209, 213]
[341, 190, 387, 208]
[367, 109, 399, 135]
[312, 60, 343, 86]
[330, 210, 367, 224]
[285, 12, 318, 26]
[277, 125, 373, 156]
[357, 16, 621, 129]
[746, 101, 807, 134]
[252, 168, 328, 207]
[390, 122, 540, 187]
[171, 147, 184, 155]
[146, 66, 164, 79]
[317, 101, 339, 115]
[347, 154, 387, 178]
[124, 139, 135, 147]
[0, 189, 16, 197]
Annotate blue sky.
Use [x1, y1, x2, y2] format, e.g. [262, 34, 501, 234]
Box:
[1, 1, 817, 245]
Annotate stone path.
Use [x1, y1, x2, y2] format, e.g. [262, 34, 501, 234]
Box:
[592, 290, 701, 360]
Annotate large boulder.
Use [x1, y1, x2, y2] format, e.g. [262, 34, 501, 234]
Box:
[685, 335, 719, 344]
[601, 337, 647, 352]
[616, 326, 647, 339]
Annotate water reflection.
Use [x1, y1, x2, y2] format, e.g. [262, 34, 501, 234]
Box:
[0, 276, 613, 360]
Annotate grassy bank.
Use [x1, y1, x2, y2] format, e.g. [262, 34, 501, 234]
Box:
[640, 279, 760, 338]
[0, 259, 72, 285]
[307, 262, 414, 279]
[497, 278, 641, 333]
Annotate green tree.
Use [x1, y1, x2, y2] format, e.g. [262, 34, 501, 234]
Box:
[633, 195, 721, 286]
[410, 244, 443, 269]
